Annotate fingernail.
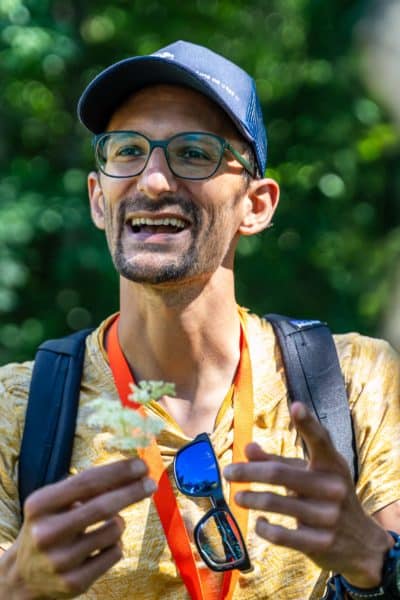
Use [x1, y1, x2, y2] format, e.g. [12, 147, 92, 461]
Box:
[223, 465, 233, 478]
[143, 478, 157, 495]
[235, 491, 244, 503]
[130, 457, 146, 475]
[296, 403, 306, 420]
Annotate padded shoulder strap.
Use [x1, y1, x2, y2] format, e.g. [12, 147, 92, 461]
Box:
[18, 328, 93, 512]
[265, 314, 358, 481]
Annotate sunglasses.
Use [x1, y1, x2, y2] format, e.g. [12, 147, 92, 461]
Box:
[173, 432, 252, 573]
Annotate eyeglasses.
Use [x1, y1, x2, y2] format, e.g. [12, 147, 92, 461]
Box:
[93, 131, 255, 180]
[173, 432, 252, 573]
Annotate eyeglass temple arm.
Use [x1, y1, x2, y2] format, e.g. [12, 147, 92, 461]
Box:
[210, 492, 228, 510]
[226, 143, 256, 177]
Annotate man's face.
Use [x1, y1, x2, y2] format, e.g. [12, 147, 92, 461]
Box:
[88, 84, 255, 286]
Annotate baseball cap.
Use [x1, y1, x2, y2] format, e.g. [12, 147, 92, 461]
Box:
[77, 40, 267, 176]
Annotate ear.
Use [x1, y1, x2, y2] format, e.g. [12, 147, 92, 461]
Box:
[87, 171, 105, 230]
[238, 177, 280, 236]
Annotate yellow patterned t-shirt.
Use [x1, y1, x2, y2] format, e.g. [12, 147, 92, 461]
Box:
[1, 309, 400, 599]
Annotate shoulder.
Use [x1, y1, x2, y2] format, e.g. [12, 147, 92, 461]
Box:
[0, 316, 110, 417]
[244, 310, 400, 403]
[0, 361, 33, 419]
[334, 330, 398, 365]
[333, 331, 399, 401]
[244, 309, 399, 381]
[0, 360, 33, 389]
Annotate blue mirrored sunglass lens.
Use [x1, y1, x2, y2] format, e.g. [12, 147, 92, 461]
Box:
[175, 440, 220, 495]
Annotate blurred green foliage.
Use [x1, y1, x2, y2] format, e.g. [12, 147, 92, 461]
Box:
[1, 0, 400, 363]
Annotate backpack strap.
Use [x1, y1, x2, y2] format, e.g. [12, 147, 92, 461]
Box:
[264, 314, 358, 482]
[18, 328, 93, 513]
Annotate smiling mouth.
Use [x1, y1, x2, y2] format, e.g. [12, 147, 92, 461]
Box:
[129, 216, 189, 235]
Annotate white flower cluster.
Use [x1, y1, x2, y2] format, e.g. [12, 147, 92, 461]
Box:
[131, 380, 176, 404]
[87, 380, 175, 454]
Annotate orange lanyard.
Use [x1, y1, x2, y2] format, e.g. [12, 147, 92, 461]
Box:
[107, 314, 253, 600]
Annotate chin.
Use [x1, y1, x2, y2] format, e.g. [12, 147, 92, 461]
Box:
[115, 256, 195, 285]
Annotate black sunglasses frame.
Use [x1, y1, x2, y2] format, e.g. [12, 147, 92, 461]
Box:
[92, 130, 256, 180]
[173, 432, 252, 573]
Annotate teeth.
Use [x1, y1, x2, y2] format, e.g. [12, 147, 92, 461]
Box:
[130, 217, 186, 228]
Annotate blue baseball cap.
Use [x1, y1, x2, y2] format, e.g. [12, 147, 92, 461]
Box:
[77, 40, 267, 176]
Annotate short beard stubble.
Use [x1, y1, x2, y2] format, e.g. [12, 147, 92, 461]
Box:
[104, 194, 239, 285]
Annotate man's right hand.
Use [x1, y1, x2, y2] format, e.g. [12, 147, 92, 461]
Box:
[0, 457, 156, 599]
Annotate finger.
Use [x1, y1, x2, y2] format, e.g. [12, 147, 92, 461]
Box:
[255, 517, 335, 555]
[25, 458, 149, 519]
[245, 443, 307, 468]
[235, 490, 341, 528]
[224, 461, 345, 499]
[61, 543, 123, 597]
[290, 402, 347, 474]
[31, 478, 156, 548]
[48, 516, 125, 572]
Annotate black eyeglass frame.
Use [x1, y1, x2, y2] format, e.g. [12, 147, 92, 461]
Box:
[92, 130, 256, 180]
[173, 432, 252, 573]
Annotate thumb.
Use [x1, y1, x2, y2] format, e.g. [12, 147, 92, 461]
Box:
[291, 402, 347, 475]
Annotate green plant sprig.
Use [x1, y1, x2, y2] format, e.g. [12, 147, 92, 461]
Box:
[87, 380, 175, 453]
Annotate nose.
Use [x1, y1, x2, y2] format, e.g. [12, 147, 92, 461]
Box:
[136, 147, 178, 199]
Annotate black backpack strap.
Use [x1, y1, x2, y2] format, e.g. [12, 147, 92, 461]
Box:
[264, 314, 358, 481]
[18, 328, 93, 513]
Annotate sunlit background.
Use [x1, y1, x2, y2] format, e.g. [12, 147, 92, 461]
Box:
[0, 0, 400, 363]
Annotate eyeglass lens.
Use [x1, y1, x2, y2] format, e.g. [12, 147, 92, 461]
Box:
[96, 132, 224, 179]
[196, 508, 246, 567]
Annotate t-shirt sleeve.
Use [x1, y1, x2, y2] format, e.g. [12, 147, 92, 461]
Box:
[0, 362, 32, 546]
[336, 333, 400, 515]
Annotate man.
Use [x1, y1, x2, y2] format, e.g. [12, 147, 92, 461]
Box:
[0, 40, 400, 599]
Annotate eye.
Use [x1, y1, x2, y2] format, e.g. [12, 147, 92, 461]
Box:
[178, 145, 212, 161]
[114, 144, 145, 159]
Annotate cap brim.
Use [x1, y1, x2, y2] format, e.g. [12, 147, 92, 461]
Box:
[77, 56, 251, 143]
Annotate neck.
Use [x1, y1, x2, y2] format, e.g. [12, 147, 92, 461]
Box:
[111, 271, 242, 435]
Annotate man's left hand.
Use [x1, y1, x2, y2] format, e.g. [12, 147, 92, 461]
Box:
[223, 402, 393, 588]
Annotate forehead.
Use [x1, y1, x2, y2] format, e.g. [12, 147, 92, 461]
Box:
[106, 84, 241, 139]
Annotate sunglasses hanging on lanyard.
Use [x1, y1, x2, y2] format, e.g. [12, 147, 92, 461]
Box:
[174, 432, 252, 572]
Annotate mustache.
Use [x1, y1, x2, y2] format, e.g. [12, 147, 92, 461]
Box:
[118, 194, 200, 224]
